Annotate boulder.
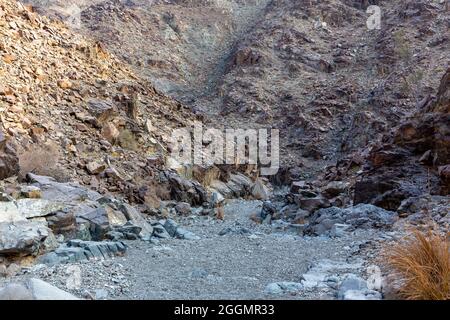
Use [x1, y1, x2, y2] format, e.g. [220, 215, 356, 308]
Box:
[27, 174, 102, 202]
[306, 204, 398, 235]
[0, 201, 25, 223]
[164, 171, 208, 206]
[163, 219, 178, 237]
[16, 199, 65, 219]
[162, 219, 199, 240]
[117, 203, 153, 238]
[39, 240, 126, 265]
[251, 179, 272, 200]
[0, 283, 33, 300]
[294, 194, 331, 213]
[78, 207, 111, 241]
[86, 161, 106, 175]
[338, 274, 381, 300]
[0, 221, 51, 256]
[224, 173, 254, 198]
[87, 99, 117, 126]
[264, 282, 304, 295]
[152, 223, 171, 239]
[27, 278, 80, 300]
[209, 180, 234, 199]
[321, 181, 349, 199]
[290, 181, 308, 193]
[174, 202, 191, 215]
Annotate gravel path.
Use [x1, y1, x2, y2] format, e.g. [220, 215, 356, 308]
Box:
[1, 200, 382, 300]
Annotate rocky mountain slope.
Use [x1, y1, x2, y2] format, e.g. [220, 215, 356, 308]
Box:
[28, 0, 449, 178]
[0, 0, 208, 205]
[324, 67, 449, 227]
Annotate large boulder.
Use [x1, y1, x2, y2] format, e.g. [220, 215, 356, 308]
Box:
[26, 173, 102, 202]
[306, 204, 398, 236]
[0, 279, 80, 300]
[0, 221, 52, 256]
[162, 171, 207, 206]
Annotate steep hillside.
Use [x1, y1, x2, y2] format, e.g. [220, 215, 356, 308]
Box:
[324, 68, 449, 219]
[27, 0, 449, 180]
[0, 0, 199, 204]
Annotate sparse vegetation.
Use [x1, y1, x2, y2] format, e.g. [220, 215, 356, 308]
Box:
[393, 30, 412, 62]
[384, 229, 450, 300]
[118, 129, 139, 151]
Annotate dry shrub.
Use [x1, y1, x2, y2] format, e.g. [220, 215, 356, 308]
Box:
[18, 142, 69, 182]
[384, 230, 450, 300]
[118, 129, 139, 151]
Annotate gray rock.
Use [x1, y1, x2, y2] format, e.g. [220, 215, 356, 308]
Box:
[114, 221, 142, 240]
[295, 195, 331, 213]
[79, 207, 110, 241]
[117, 203, 153, 238]
[105, 231, 125, 241]
[0, 131, 19, 180]
[343, 289, 382, 300]
[152, 224, 171, 239]
[307, 204, 398, 235]
[164, 171, 208, 206]
[321, 181, 349, 199]
[0, 279, 80, 300]
[0, 201, 24, 223]
[264, 283, 284, 295]
[264, 282, 303, 295]
[0, 283, 33, 300]
[338, 274, 367, 300]
[251, 179, 272, 200]
[218, 225, 251, 236]
[94, 289, 109, 300]
[27, 173, 102, 202]
[0, 221, 51, 256]
[175, 202, 191, 215]
[209, 180, 234, 199]
[16, 199, 65, 219]
[330, 223, 351, 237]
[39, 240, 127, 265]
[27, 278, 80, 300]
[163, 219, 178, 237]
[176, 228, 200, 240]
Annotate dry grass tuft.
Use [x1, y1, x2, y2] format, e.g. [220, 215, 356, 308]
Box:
[384, 230, 450, 300]
[118, 129, 139, 151]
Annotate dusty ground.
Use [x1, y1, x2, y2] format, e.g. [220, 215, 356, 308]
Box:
[1, 200, 385, 300]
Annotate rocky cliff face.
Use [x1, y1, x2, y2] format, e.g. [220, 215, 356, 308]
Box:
[354, 68, 449, 208]
[1, 0, 203, 203]
[26, 0, 449, 180]
[322, 68, 449, 230]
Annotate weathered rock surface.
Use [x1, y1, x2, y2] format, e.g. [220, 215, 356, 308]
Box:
[38, 240, 127, 265]
[0, 221, 51, 256]
[264, 282, 303, 295]
[306, 204, 398, 236]
[338, 274, 381, 300]
[0, 278, 79, 300]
